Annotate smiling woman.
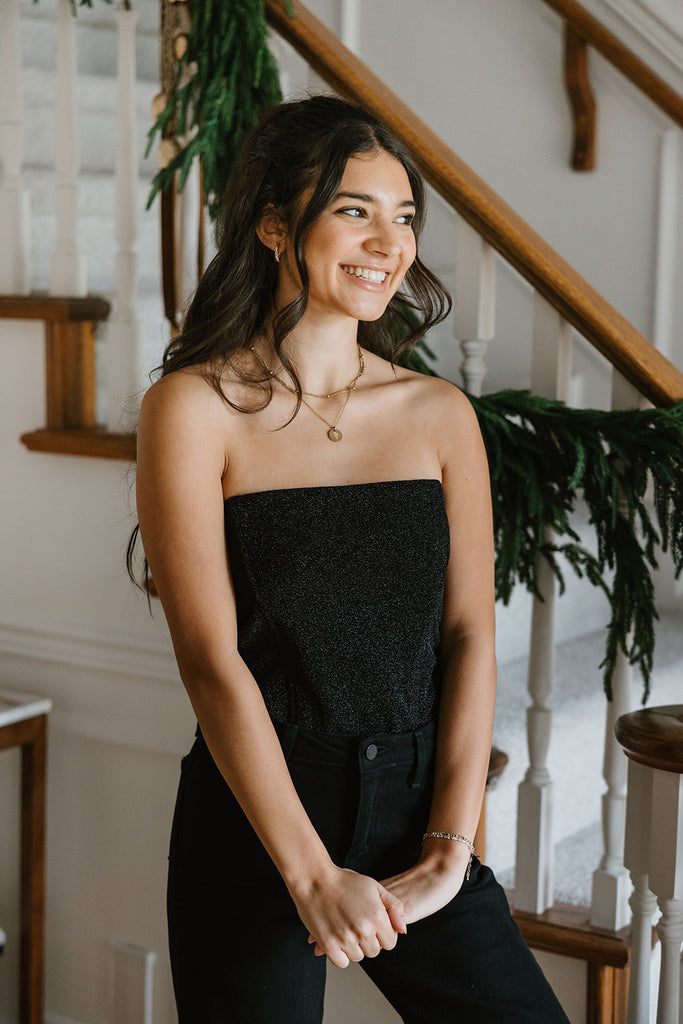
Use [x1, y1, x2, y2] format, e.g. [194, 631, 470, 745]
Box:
[131, 96, 570, 1024]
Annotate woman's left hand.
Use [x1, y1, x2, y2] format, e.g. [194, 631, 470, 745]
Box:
[380, 842, 471, 924]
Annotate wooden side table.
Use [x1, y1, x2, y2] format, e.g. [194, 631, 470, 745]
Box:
[0, 691, 52, 1024]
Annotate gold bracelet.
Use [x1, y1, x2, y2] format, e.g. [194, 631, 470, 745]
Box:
[422, 832, 476, 880]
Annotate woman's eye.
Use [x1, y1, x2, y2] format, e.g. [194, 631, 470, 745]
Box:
[337, 206, 365, 218]
[396, 213, 415, 226]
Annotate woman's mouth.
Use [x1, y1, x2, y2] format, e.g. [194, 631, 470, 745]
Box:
[340, 265, 388, 284]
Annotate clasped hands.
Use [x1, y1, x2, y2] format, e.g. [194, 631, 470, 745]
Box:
[296, 848, 469, 969]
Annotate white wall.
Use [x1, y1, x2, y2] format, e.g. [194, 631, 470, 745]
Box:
[1, 0, 681, 1020]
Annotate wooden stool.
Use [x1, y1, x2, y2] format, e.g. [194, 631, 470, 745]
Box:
[0, 691, 52, 1024]
[615, 704, 683, 1024]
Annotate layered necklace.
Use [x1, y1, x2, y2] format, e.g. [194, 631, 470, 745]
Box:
[250, 344, 365, 443]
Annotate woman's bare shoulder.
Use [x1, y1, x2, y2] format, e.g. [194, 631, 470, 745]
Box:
[387, 363, 478, 430]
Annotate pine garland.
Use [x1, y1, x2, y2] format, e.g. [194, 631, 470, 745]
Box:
[145, 0, 292, 223]
[471, 390, 683, 701]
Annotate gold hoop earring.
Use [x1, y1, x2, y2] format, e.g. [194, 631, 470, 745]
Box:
[274, 242, 280, 264]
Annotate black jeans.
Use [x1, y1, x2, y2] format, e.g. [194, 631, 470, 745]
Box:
[167, 721, 570, 1024]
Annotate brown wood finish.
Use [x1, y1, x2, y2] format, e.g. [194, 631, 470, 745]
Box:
[20, 428, 136, 461]
[0, 713, 49, 1024]
[541, 0, 683, 132]
[264, 0, 683, 408]
[564, 24, 597, 170]
[0, 294, 110, 323]
[587, 962, 630, 1024]
[512, 899, 633, 1024]
[615, 705, 683, 773]
[45, 321, 97, 429]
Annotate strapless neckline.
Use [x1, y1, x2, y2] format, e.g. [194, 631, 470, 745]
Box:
[224, 478, 443, 505]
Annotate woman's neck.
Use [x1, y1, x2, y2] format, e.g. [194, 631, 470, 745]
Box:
[260, 318, 363, 397]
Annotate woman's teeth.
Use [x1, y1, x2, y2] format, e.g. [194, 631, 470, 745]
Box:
[341, 265, 387, 283]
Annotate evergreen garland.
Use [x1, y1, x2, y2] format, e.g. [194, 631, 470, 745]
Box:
[145, 0, 293, 223]
[471, 390, 683, 701]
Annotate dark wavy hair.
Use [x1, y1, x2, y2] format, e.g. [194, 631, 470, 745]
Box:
[160, 94, 451, 403]
[128, 96, 451, 587]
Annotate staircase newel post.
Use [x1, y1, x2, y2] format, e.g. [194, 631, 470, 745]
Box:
[453, 216, 495, 398]
[590, 371, 639, 931]
[50, 0, 87, 296]
[0, 0, 31, 294]
[514, 296, 572, 914]
[107, 1, 142, 431]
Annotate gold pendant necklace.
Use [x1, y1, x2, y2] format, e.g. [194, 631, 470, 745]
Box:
[250, 345, 362, 442]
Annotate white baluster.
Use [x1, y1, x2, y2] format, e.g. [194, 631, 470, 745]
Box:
[656, 898, 683, 1024]
[591, 370, 639, 930]
[650, 765, 683, 1024]
[515, 541, 556, 912]
[453, 217, 495, 397]
[339, 0, 361, 53]
[107, 3, 141, 431]
[624, 758, 657, 1024]
[514, 296, 572, 914]
[0, 0, 31, 293]
[50, 0, 87, 296]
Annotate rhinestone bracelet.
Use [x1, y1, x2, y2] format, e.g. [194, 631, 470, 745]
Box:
[422, 831, 475, 880]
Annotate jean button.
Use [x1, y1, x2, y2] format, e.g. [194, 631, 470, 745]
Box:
[365, 743, 378, 761]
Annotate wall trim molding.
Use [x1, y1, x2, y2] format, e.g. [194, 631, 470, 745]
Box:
[572, 0, 683, 87]
[0, 618, 193, 754]
[0, 618, 177, 682]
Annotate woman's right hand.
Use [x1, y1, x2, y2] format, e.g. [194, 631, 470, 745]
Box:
[289, 865, 407, 968]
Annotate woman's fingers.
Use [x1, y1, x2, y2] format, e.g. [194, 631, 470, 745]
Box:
[379, 884, 407, 935]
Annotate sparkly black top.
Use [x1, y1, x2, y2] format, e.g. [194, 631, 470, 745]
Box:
[224, 479, 450, 735]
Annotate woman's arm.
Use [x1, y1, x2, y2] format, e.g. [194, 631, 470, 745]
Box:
[136, 372, 405, 965]
[382, 382, 497, 921]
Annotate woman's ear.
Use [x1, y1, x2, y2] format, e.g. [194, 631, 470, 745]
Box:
[256, 205, 287, 256]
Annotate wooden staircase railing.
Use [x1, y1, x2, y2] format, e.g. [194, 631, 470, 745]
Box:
[541, 0, 683, 131]
[265, 0, 683, 408]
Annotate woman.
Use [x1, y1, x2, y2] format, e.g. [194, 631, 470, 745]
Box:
[134, 96, 569, 1023]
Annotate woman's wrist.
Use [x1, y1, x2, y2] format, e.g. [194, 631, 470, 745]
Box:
[420, 832, 475, 878]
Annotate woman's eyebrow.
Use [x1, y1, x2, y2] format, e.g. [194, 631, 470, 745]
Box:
[335, 190, 416, 208]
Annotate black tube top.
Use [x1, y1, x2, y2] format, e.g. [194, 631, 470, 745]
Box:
[224, 479, 450, 735]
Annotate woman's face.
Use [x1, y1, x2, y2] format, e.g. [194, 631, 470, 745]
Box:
[277, 148, 418, 324]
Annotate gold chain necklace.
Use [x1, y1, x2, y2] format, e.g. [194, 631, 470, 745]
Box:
[250, 345, 363, 443]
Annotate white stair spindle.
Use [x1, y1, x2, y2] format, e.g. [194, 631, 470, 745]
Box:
[515, 540, 556, 912]
[514, 297, 572, 914]
[591, 370, 640, 930]
[453, 217, 495, 397]
[651, 766, 683, 1024]
[0, 0, 31, 293]
[624, 758, 657, 1024]
[50, 0, 87, 296]
[591, 649, 633, 929]
[339, 0, 361, 53]
[107, 3, 141, 431]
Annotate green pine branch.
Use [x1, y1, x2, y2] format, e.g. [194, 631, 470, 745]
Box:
[471, 390, 683, 701]
[145, 0, 293, 223]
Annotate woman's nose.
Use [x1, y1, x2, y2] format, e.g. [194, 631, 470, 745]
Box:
[364, 219, 402, 257]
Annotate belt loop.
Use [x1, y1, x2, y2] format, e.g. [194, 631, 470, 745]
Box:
[409, 728, 427, 789]
[277, 721, 299, 761]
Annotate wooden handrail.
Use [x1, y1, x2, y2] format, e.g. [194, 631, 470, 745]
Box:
[266, 0, 683, 408]
[541, 0, 683, 132]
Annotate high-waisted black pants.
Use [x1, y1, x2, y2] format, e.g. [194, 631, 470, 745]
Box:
[167, 720, 570, 1024]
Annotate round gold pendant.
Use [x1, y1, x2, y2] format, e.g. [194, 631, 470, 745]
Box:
[327, 427, 343, 442]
